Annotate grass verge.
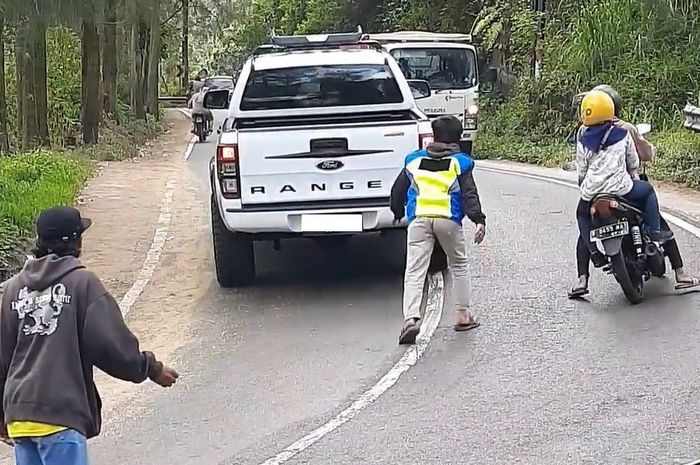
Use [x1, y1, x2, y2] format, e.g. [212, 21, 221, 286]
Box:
[0, 152, 90, 281]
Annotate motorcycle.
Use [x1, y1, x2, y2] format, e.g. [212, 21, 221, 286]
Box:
[571, 123, 667, 304]
[193, 114, 208, 143]
[588, 193, 667, 304]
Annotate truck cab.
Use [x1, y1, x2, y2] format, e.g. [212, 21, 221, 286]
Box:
[369, 31, 479, 155]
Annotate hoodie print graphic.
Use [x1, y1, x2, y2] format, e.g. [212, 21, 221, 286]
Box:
[11, 283, 72, 336]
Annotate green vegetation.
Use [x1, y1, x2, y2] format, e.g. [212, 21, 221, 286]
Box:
[474, 0, 700, 189]
[1, 0, 182, 277]
[0, 153, 90, 280]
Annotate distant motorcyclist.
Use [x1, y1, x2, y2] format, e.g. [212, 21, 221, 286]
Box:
[569, 86, 699, 297]
[187, 88, 214, 136]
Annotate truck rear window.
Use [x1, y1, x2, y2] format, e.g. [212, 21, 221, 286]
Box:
[240, 64, 404, 111]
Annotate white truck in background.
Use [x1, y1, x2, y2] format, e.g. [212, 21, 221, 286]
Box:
[204, 28, 434, 287]
[369, 31, 480, 155]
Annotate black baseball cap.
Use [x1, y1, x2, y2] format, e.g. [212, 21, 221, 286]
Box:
[36, 206, 92, 243]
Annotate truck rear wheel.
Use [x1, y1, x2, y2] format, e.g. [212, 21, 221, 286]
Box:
[211, 196, 255, 287]
[384, 229, 407, 275]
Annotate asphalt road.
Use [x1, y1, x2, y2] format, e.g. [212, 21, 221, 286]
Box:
[89, 118, 700, 465]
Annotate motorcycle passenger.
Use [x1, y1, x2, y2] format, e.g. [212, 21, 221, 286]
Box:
[575, 90, 673, 258]
[188, 89, 214, 136]
[569, 85, 700, 297]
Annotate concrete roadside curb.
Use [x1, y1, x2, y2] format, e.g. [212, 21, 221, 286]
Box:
[475, 159, 700, 230]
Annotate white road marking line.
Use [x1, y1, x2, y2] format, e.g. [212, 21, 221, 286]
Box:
[477, 165, 700, 240]
[183, 135, 198, 161]
[118, 178, 177, 316]
[258, 273, 446, 465]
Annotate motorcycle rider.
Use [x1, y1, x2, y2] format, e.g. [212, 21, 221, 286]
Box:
[569, 85, 700, 297]
[575, 90, 672, 265]
[187, 87, 214, 136]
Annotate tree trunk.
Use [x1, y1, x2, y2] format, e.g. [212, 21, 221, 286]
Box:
[102, 0, 118, 121]
[147, 0, 161, 117]
[17, 18, 38, 148]
[81, 16, 101, 144]
[130, 22, 147, 120]
[15, 22, 24, 141]
[0, 17, 10, 153]
[31, 17, 49, 146]
[181, 0, 189, 88]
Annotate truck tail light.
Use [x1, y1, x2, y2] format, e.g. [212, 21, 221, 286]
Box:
[419, 133, 434, 150]
[217, 144, 241, 199]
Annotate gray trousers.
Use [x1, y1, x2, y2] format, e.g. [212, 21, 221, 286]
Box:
[402, 217, 471, 320]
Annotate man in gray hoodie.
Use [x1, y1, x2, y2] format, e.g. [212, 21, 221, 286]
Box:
[0, 206, 178, 465]
[390, 116, 487, 345]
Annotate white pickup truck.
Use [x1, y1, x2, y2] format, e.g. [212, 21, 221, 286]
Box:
[204, 29, 434, 287]
[369, 31, 480, 155]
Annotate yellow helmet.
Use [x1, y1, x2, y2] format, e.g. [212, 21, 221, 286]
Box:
[580, 90, 615, 126]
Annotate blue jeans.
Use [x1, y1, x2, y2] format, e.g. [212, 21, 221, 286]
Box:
[622, 179, 662, 232]
[577, 180, 662, 252]
[14, 430, 88, 465]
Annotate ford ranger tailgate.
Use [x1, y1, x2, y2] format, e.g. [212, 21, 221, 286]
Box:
[236, 119, 420, 205]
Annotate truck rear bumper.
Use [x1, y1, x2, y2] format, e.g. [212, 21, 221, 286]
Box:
[217, 197, 402, 235]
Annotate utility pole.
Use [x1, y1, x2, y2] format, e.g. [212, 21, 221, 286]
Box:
[181, 0, 189, 89]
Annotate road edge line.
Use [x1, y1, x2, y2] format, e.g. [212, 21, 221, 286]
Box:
[183, 136, 197, 161]
[118, 178, 177, 316]
[257, 272, 446, 465]
[476, 165, 700, 240]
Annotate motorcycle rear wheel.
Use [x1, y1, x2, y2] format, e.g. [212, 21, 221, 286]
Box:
[610, 252, 644, 305]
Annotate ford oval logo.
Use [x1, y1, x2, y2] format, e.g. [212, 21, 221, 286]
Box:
[317, 160, 344, 171]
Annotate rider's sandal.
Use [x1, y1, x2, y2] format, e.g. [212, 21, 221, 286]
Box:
[568, 286, 589, 299]
[454, 320, 480, 332]
[675, 277, 700, 291]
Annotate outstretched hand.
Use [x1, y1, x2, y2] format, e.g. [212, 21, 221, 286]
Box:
[151, 365, 179, 388]
[474, 224, 486, 244]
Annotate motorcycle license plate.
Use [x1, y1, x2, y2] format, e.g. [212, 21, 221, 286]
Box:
[591, 221, 629, 241]
[195, 116, 203, 122]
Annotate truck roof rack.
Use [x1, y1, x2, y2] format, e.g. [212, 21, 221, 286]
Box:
[369, 31, 473, 44]
[252, 26, 382, 56]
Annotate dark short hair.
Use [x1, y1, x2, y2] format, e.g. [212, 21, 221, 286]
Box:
[431, 116, 463, 144]
[32, 238, 80, 259]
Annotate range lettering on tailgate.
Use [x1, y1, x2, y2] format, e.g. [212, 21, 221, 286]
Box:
[250, 181, 382, 195]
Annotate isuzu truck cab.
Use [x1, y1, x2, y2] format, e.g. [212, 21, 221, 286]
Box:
[370, 31, 479, 155]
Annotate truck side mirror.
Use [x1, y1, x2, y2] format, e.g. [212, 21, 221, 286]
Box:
[204, 89, 231, 110]
[407, 79, 431, 100]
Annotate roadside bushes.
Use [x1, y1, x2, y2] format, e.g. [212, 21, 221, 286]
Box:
[0, 152, 90, 231]
[476, 0, 700, 189]
[0, 152, 90, 281]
